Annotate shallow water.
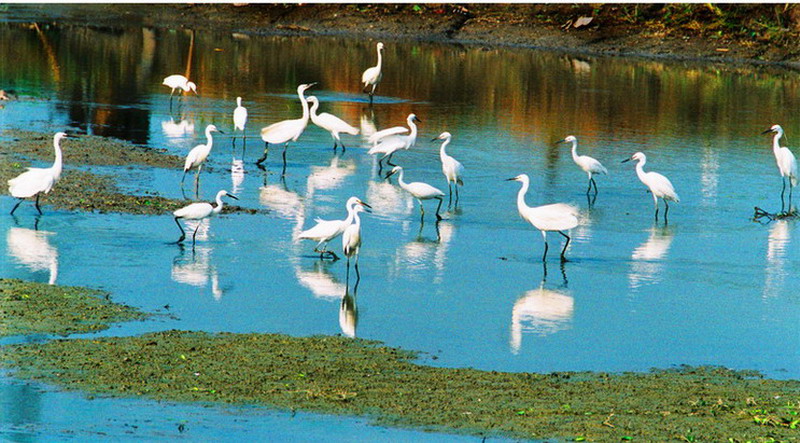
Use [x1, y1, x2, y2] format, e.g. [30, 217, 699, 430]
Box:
[1, 20, 799, 439]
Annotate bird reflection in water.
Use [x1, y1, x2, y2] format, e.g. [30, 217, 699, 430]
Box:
[293, 259, 346, 301]
[231, 157, 245, 195]
[764, 221, 790, 299]
[171, 243, 223, 300]
[258, 169, 306, 240]
[7, 218, 58, 285]
[161, 116, 195, 144]
[392, 220, 454, 284]
[305, 154, 356, 200]
[339, 279, 359, 338]
[628, 225, 674, 290]
[510, 269, 573, 355]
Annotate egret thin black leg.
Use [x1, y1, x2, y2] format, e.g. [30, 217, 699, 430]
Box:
[34, 194, 42, 215]
[455, 183, 460, 206]
[281, 143, 288, 176]
[386, 153, 397, 167]
[191, 224, 200, 246]
[256, 142, 269, 166]
[174, 217, 186, 243]
[542, 240, 549, 262]
[10, 199, 23, 215]
[435, 197, 443, 220]
[591, 177, 599, 195]
[664, 200, 670, 224]
[781, 178, 786, 213]
[558, 231, 571, 262]
[448, 183, 453, 207]
[586, 179, 592, 195]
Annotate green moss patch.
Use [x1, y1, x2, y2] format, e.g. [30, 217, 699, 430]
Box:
[3, 329, 799, 441]
[0, 279, 147, 337]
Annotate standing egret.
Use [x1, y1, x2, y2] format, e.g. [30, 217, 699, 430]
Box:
[361, 42, 384, 103]
[387, 166, 445, 221]
[162, 74, 197, 109]
[622, 152, 680, 223]
[556, 135, 608, 195]
[368, 114, 420, 172]
[173, 189, 238, 246]
[232, 96, 248, 155]
[761, 124, 798, 212]
[343, 204, 370, 280]
[181, 124, 224, 199]
[8, 132, 67, 215]
[298, 196, 371, 260]
[307, 96, 359, 152]
[256, 82, 316, 176]
[433, 131, 464, 206]
[506, 174, 579, 262]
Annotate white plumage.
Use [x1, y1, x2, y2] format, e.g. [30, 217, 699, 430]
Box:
[388, 166, 445, 220]
[762, 124, 798, 211]
[256, 83, 316, 175]
[623, 152, 680, 222]
[368, 114, 420, 169]
[434, 131, 464, 206]
[9, 132, 67, 215]
[507, 174, 579, 262]
[163, 74, 197, 108]
[342, 204, 367, 279]
[181, 124, 222, 196]
[298, 196, 371, 259]
[173, 189, 238, 245]
[361, 42, 384, 101]
[307, 95, 359, 151]
[558, 135, 607, 194]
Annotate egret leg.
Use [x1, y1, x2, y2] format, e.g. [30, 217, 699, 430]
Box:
[34, 194, 42, 215]
[332, 139, 338, 152]
[586, 178, 592, 195]
[377, 157, 384, 175]
[340, 140, 346, 153]
[653, 196, 659, 223]
[591, 177, 599, 195]
[386, 153, 397, 167]
[194, 166, 201, 200]
[448, 183, 453, 207]
[418, 199, 425, 218]
[191, 223, 200, 246]
[354, 254, 360, 279]
[174, 217, 186, 243]
[558, 230, 571, 262]
[435, 197, 444, 220]
[780, 178, 786, 213]
[664, 200, 670, 224]
[281, 143, 288, 176]
[10, 198, 23, 215]
[346, 256, 350, 281]
[180, 169, 188, 190]
[789, 180, 794, 212]
[541, 231, 548, 262]
[256, 142, 269, 166]
[455, 183, 460, 205]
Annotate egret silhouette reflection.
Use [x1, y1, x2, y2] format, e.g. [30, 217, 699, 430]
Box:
[339, 278, 359, 338]
[510, 274, 573, 355]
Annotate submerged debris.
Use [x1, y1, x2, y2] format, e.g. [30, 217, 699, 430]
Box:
[753, 206, 799, 222]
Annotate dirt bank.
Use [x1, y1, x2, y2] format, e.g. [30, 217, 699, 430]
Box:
[5, 4, 800, 66]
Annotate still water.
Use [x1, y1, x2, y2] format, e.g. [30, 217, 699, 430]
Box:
[1, 20, 799, 440]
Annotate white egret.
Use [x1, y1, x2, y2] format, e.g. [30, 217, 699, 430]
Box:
[361, 42, 384, 103]
[556, 135, 607, 195]
[8, 132, 67, 215]
[162, 74, 197, 108]
[181, 124, 223, 198]
[433, 131, 464, 206]
[761, 124, 798, 211]
[256, 82, 316, 176]
[173, 189, 238, 245]
[506, 174, 579, 262]
[307, 95, 359, 152]
[622, 152, 680, 223]
[297, 196, 371, 260]
[387, 166, 445, 221]
[343, 204, 369, 280]
[232, 96, 248, 154]
[368, 114, 420, 172]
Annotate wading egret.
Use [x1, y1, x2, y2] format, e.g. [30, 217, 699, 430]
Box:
[162, 74, 197, 108]
[232, 96, 248, 154]
[298, 196, 371, 260]
[387, 166, 445, 221]
[506, 174, 579, 262]
[368, 114, 420, 172]
[761, 124, 798, 211]
[622, 152, 680, 223]
[433, 131, 464, 206]
[343, 204, 370, 280]
[8, 132, 67, 215]
[181, 124, 224, 199]
[556, 135, 607, 195]
[307, 96, 359, 152]
[256, 83, 316, 175]
[173, 189, 238, 245]
[361, 42, 384, 103]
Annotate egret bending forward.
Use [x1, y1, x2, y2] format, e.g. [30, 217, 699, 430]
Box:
[298, 197, 372, 260]
[232, 96, 248, 154]
[173, 190, 238, 246]
[256, 83, 316, 175]
[343, 204, 369, 280]
[181, 124, 223, 199]
[162, 74, 197, 108]
[387, 166, 445, 221]
[761, 124, 798, 212]
[507, 174, 579, 262]
[8, 132, 67, 215]
[369, 114, 420, 173]
[434, 131, 464, 206]
[307, 96, 359, 152]
[556, 135, 607, 195]
[622, 152, 680, 223]
[361, 42, 384, 103]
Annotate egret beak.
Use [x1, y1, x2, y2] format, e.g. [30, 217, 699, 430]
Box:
[504, 177, 517, 181]
[761, 128, 773, 135]
[554, 138, 566, 146]
[621, 158, 631, 163]
[217, 129, 226, 134]
[307, 82, 318, 88]
[359, 201, 373, 209]
[430, 136, 439, 142]
[413, 116, 422, 123]
[226, 193, 239, 200]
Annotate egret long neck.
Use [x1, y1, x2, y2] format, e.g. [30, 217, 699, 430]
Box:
[343, 203, 358, 226]
[570, 140, 580, 163]
[213, 193, 225, 215]
[773, 132, 783, 154]
[439, 138, 450, 160]
[376, 46, 383, 71]
[395, 169, 409, 191]
[205, 127, 214, 150]
[309, 99, 319, 120]
[407, 119, 418, 147]
[516, 178, 530, 213]
[635, 159, 648, 183]
[52, 136, 63, 177]
[299, 88, 310, 123]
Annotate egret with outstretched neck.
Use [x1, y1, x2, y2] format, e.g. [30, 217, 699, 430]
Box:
[387, 166, 445, 221]
[622, 152, 680, 223]
[307, 96, 359, 152]
[433, 131, 464, 206]
[761, 124, 798, 212]
[556, 135, 607, 195]
[232, 96, 248, 155]
[8, 132, 67, 215]
[162, 74, 197, 109]
[298, 196, 371, 260]
[368, 114, 420, 172]
[256, 83, 316, 176]
[343, 204, 369, 280]
[361, 42, 384, 103]
[507, 174, 579, 262]
[181, 124, 223, 199]
[173, 190, 238, 246]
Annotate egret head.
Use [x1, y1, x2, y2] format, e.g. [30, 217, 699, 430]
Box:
[306, 95, 319, 105]
[505, 174, 529, 183]
[432, 131, 452, 142]
[387, 166, 403, 177]
[761, 124, 783, 135]
[622, 152, 645, 163]
[353, 204, 370, 215]
[187, 82, 198, 94]
[299, 82, 317, 93]
[377, 42, 384, 51]
[54, 132, 68, 143]
[215, 190, 238, 201]
[556, 135, 577, 145]
[236, 96, 242, 106]
[408, 113, 421, 124]
[207, 124, 221, 133]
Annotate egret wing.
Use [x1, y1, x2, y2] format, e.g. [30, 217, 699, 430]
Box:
[368, 126, 408, 144]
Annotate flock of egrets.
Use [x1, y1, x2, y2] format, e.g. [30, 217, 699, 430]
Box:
[7, 41, 799, 273]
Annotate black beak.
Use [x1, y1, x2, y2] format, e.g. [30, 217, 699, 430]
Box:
[505, 177, 517, 181]
[554, 138, 566, 146]
[307, 82, 318, 88]
[430, 136, 439, 142]
[227, 193, 239, 200]
[360, 201, 372, 209]
[218, 129, 226, 134]
[621, 158, 631, 163]
[414, 116, 422, 123]
[761, 128, 773, 135]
